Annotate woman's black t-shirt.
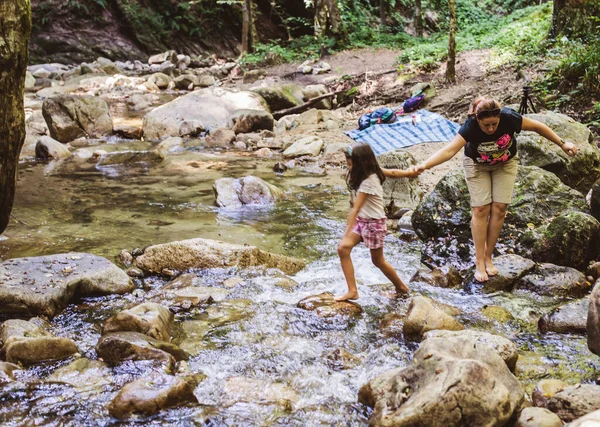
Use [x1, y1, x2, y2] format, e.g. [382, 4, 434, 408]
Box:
[458, 107, 523, 165]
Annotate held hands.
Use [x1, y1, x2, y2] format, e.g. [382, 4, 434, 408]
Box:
[561, 140, 578, 157]
[410, 164, 427, 175]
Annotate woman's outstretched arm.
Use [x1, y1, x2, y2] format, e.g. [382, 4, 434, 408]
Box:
[521, 116, 578, 157]
[416, 133, 467, 172]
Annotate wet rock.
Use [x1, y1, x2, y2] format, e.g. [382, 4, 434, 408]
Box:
[175, 320, 212, 355]
[0, 253, 133, 318]
[0, 319, 78, 365]
[155, 136, 184, 155]
[230, 109, 274, 134]
[532, 379, 568, 407]
[528, 211, 600, 270]
[403, 296, 463, 341]
[162, 273, 200, 290]
[515, 407, 563, 427]
[242, 69, 267, 84]
[547, 383, 600, 422]
[96, 332, 187, 370]
[481, 305, 514, 323]
[0, 362, 21, 383]
[199, 299, 253, 326]
[169, 287, 219, 306]
[148, 50, 177, 65]
[377, 151, 423, 212]
[206, 128, 236, 147]
[423, 329, 518, 372]
[96, 150, 164, 166]
[538, 298, 589, 334]
[587, 261, 600, 281]
[282, 136, 324, 158]
[213, 176, 283, 207]
[134, 239, 304, 276]
[126, 267, 144, 278]
[103, 303, 173, 342]
[519, 111, 600, 193]
[142, 87, 267, 141]
[409, 265, 462, 289]
[358, 334, 523, 426]
[588, 280, 600, 356]
[514, 263, 591, 298]
[108, 372, 199, 418]
[48, 358, 112, 390]
[35, 135, 72, 160]
[297, 293, 362, 318]
[252, 84, 304, 112]
[272, 276, 299, 290]
[118, 249, 133, 266]
[379, 313, 404, 338]
[325, 348, 361, 370]
[223, 376, 298, 408]
[114, 124, 143, 140]
[477, 254, 536, 293]
[569, 408, 600, 426]
[147, 72, 171, 89]
[42, 95, 113, 143]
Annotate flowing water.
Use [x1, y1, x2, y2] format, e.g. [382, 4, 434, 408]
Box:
[0, 141, 598, 426]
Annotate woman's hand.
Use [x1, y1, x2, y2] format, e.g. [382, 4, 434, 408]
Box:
[561, 141, 578, 157]
[411, 164, 427, 174]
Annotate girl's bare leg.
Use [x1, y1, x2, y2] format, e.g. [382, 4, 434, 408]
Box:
[370, 248, 409, 296]
[335, 232, 363, 301]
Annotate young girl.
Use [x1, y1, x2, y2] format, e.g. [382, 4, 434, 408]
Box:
[335, 142, 420, 301]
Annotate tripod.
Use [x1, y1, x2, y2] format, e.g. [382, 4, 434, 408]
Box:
[518, 85, 537, 115]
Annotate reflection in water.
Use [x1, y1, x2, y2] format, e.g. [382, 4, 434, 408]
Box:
[0, 144, 598, 425]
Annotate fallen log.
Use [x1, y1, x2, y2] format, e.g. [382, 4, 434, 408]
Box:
[272, 91, 342, 119]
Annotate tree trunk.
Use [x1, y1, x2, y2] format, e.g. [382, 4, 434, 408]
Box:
[241, 0, 251, 54]
[314, 0, 328, 37]
[325, 0, 343, 39]
[0, 0, 31, 235]
[550, 0, 600, 39]
[446, 0, 457, 83]
[415, 0, 423, 37]
[380, 0, 387, 28]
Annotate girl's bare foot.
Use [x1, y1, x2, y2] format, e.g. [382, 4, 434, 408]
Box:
[382, 290, 410, 299]
[485, 258, 499, 276]
[334, 291, 359, 301]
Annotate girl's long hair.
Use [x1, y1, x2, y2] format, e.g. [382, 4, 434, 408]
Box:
[345, 142, 385, 191]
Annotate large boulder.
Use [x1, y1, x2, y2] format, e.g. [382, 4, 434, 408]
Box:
[0, 319, 78, 365]
[142, 87, 267, 141]
[514, 263, 591, 298]
[213, 176, 283, 208]
[102, 303, 173, 342]
[35, 135, 72, 160]
[109, 373, 199, 418]
[0, 253, 133, 318]
[588, 280, 600, 356]
[538, 298, 589, 334]
[358, 334, 524, 426]
[134, 238, 305, 275]
[377, 151, 423, 212]
[251, 84, 304, 112]
[229, 109, 274, 134]
[527, 211, 600, 270]
[546, 384, 600, 423]
[42, 95, 113, 143]
[518, 111, 600, 193]
[403, 296, 463, 341]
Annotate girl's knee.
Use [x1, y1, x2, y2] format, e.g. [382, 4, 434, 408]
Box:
[338, 244, 351, 257]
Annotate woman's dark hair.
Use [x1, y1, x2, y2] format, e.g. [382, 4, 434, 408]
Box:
[468, 97, 502, 120]
[344, 142, 385, 191]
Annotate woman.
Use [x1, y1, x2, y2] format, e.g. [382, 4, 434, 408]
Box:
[414, 97, 578, 282]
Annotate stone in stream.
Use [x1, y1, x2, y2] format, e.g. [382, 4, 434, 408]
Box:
[514, 263, 592, 298]
[0, 253, 133, 318]
[532, 379, 569, 408]
[95, 331, 188, 372]
[409, 265, 463, 289]
[214, 176, 284, 208]
[568, 409, 600, 426]
[222, 376, 298, 410]
[402, 296, 463, 341]
[47, 358, 113, 391]
[464, 254, 536, 293]
[514, 407, 563, 427]
[546, 384, 600, 423]
[296, 292, 362, 318]
[325, 348, 362, 370]
[134, 238, 305, 276]
[0, 319, 78, 366]
[102, 303, 174, 342]
[35, 135, 72, 160]
[538, 298, 589, 334]
[96, 150, 164, 167]
[108, 372, 201, 418]
[0, 362, 21, 384]
[358, 333, 524, 426]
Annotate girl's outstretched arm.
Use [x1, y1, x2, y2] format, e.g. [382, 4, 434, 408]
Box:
[345, 192, 367, 236]
[382, 168, 420, 178]
[521, 116, 578, 157]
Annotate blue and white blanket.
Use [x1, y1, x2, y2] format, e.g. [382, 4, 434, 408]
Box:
[345, 109, 460, 155]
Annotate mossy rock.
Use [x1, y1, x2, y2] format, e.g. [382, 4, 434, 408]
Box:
[252, 84, 304, 112]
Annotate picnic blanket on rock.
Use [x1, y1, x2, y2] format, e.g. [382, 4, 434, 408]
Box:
[345, 109, 460, 155]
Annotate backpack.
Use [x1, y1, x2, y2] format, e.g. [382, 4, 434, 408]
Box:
[358, 107, 397, 130]
[397, 84, 430, 114]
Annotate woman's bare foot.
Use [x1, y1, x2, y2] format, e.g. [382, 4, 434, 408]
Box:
[474, 265, 489, 282]
[334, 291, 359, 301]
[485, 258, 499, 276]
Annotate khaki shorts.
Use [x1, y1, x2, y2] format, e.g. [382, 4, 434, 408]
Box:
[463, 156, 519, 207]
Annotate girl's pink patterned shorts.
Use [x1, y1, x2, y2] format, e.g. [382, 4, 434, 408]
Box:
[351, 217, 387, 249]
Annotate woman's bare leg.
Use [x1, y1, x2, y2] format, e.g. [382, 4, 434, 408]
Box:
[471, 204, 491, 282]
[484, 202, 508, 276]
[335, 232, 363, 301]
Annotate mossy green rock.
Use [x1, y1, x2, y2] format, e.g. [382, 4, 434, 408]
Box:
[252, 84, 304, 112]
